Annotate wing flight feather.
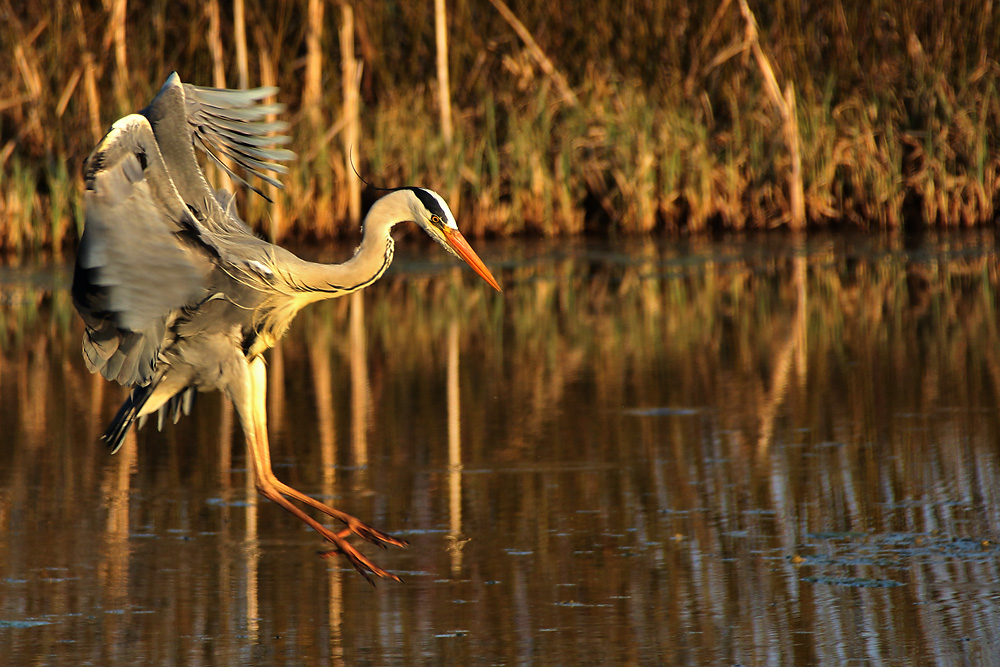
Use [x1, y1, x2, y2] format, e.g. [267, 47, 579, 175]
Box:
[73, 114, 212, 386]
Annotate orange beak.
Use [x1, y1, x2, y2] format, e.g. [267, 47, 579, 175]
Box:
[443, 228, 502, 292]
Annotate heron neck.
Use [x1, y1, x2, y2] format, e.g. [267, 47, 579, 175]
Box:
[295, 192, 412, 296]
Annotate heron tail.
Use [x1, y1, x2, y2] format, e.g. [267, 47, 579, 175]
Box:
[103, 386, 153, 454]
[103, 385, 198, 454]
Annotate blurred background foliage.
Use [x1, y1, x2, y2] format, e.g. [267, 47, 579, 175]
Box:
[1, 0, 999, 252]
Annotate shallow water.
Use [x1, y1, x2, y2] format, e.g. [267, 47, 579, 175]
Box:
[3, 232, 1000, 664]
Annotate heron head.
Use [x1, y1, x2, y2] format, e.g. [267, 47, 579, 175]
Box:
[405, 187, 502, 292]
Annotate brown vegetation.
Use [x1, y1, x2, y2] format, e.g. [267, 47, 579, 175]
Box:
[1, 1, 999, 251]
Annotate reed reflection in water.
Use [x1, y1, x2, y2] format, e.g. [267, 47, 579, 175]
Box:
[3, 233, 1000, 664]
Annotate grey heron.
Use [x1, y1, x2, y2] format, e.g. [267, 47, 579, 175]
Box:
[72, 73, 501, 583]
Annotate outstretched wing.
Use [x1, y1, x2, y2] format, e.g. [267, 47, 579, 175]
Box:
[72, 114, 214, 387]
[74, 73, 296, 388]
[182, 77, 294, 200]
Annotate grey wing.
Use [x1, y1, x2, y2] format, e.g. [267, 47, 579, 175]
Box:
[182, 79, 295, 200]
[73, 114, 213, 387]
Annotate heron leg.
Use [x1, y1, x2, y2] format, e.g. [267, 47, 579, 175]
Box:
[235, 356, 406, 583]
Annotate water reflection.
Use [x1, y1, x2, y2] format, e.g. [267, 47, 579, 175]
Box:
[2, 233, 1000, 664]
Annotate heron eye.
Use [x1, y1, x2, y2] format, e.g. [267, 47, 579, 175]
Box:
[430, 214, 443, 226]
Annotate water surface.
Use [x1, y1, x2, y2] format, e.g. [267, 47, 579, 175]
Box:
[3, 233, 1000, 664]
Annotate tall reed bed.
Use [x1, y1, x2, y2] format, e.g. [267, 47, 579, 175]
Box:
[1, 1, 999, 251]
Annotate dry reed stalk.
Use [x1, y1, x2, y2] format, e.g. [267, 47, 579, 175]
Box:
[11, 17, 45, 149]
[13, 45, 42, 102]
[234, 0, 249, 90]
[71, 1, 103, 145]
[205, 0, 234, 190]
[256, 31, 284, 241]
[486, 0, 579, 108]
[435, 0, 454, 146]
[685, 0, 733, 97]
[435, 0, 462, 221]
[206, 0, 226, 88]
[303, 0, 324, 127]
[343, 3, 368, 462]
[0, 94, 30, 114]
[106, 0, 128, 108]
[0, 141, 16, 169]
[55, 67, 83, 118]
[738, 0, 805, 229]
[340, 2, 361, 228]
[83, 53, 102, 145]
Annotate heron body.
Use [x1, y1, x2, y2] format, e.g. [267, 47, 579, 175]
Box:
[73, 73, 500, 582]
